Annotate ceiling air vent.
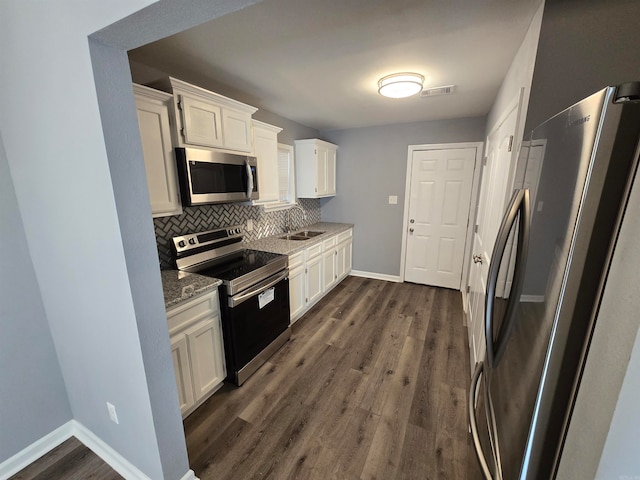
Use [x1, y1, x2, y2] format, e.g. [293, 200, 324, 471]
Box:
[420, 85, 455, 97]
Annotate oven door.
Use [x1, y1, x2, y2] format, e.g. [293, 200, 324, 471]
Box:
[176, 147, 258, 205]
[220, 269, 290, 385]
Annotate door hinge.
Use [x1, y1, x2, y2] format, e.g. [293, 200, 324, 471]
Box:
[474, 224, 479, 233]
[482, 156, 488, 166]
[305, 268, 308, 274]
[466, 285, 470, 293]
[177, 100, 182, 111]
[508, 135, 514, 152]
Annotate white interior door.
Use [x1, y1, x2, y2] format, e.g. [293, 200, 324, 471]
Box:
[404, 148, 476, 289]
[467, 103, 520, 368]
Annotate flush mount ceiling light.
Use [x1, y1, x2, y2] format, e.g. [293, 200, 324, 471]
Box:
[378, 72, 424, 98]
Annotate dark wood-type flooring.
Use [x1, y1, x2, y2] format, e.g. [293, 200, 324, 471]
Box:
[8, 437, 122, 480]
[10, 276, 481, 480]
[186, 276, 482, 480]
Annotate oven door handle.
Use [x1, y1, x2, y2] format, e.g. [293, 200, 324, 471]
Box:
[228, 269, 288, 308]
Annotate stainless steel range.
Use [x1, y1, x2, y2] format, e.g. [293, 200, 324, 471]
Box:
[173, 226, 290, 386]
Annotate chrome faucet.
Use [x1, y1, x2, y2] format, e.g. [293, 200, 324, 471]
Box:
[286, 204, 307, 233]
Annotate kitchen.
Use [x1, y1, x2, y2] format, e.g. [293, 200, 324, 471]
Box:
[2, 1, 640, 480]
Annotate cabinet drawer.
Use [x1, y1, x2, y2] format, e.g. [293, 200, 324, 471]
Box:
[167, 290, 219, 335]
[306, 242, 323, 260]
[323, 236, 336, 250]
[289, 251, 304, 269]
[337, 229, 353, 244]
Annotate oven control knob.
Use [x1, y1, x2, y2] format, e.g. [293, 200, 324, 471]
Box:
[178, 240, 186, 248]
[236, 228, 241, 234]
[188, 238, 196, 245]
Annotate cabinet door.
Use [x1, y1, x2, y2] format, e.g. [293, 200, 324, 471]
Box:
[179, 94, 224, 148]
[323, 249, 337, 291]
[316, 144, 328, 196]
[223, 109, 253, 152]
[185, 316, 226, 402]
[289, 264, 306, 323]
[337, 241, 347, 280]
[345, 239, 352, 275]
[170, 334, 194, 415]
[306, 254, 324, 305]
[252, 124, 279, 203]
[135, 93, 182, 217]
[326, 146, 337, 196]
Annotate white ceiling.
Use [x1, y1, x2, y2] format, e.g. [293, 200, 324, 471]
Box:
[128, 0, 541, 131]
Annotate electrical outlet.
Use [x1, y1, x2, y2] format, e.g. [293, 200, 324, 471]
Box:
[389, 195, 398, 205]
[246, 219, 254, 231]
[107, 402, 119, 424]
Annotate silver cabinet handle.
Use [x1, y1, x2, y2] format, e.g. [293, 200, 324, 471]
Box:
[469, 362, 494, 480]
[485, 188, 530, 368]
[473, 254, 484, 264]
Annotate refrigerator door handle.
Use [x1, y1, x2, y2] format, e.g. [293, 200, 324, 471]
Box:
[469, 362, 494, 480]
[485, 188, 529, 368]
[494, 188, 530, 366]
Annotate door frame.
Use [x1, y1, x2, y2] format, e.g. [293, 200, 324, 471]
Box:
[400, 142, 484, 288]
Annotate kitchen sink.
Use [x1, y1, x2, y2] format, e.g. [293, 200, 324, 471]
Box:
[280, 230, 325, 241]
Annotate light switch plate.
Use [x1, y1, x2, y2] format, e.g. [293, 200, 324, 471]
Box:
[389, 195, 398, 205]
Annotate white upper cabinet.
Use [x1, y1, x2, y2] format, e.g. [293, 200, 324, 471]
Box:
[169, 77, 257, 153]
[294, 139, 338, 198]
[133, 84, 182, 218]
[178, 94, 223, 148]
[251, 120, 282, 204]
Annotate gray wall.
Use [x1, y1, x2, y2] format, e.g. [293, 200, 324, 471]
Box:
[525, 0, 640, 132]
[0, 0, 260, 478]
[522, 0, 640, 478]
[0, 133, 72, 462]
[320, 117, 486, 276]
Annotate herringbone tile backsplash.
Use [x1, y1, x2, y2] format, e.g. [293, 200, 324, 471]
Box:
[154, 198, 321, 269]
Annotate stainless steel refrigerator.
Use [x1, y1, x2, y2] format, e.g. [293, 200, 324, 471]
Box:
[468, 82, 640, 479]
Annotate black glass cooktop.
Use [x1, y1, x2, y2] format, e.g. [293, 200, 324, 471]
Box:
[199, 249, 286, 282]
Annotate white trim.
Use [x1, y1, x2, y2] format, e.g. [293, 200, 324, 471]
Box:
[400, 142, 484, 291]
[0, 422, 73, 479]
[0, 420, 199, 480]
[350, 270, 401, 283]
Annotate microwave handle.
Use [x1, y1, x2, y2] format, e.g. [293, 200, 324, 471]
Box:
[246, 159, 254, 199]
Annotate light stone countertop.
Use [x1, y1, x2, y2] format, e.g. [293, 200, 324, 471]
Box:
[245, 221, 353, 256]
[161, 270, 221, 310]
[161, 222, 352, 309]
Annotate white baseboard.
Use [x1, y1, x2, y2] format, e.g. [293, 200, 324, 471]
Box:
[0, 422, 73, 479]
[350, 270, 401, 283]
[0, 420, 199, 480]
[72, 420, 153, 480]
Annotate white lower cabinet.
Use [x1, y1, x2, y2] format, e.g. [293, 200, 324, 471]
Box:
[288, 228, 353, 324]
[167, 289, 226, 417]
[288, 251, 306, 323]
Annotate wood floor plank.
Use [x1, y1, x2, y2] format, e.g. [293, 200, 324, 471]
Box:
[9, 438, 122, 480]
[360, 335, 425, 480]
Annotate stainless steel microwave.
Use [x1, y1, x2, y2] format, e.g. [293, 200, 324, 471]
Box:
[175, 147, 258, 206]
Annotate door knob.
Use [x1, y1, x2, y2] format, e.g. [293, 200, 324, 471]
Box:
[410, 219, 415, 224]
[473, 254, 483, 264]
[409, 228, 414, 233]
